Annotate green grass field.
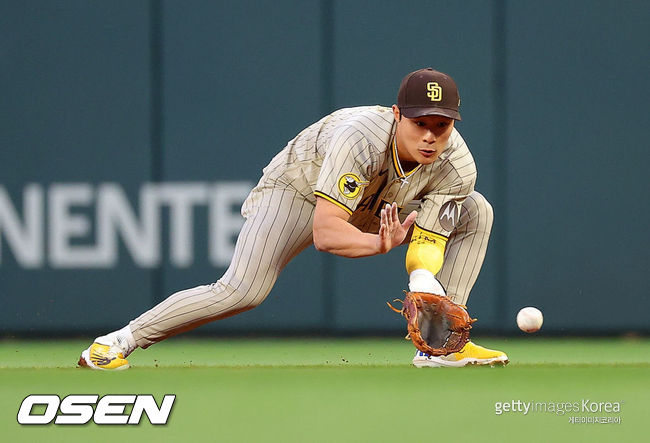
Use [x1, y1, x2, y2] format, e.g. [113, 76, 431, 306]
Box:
[1, 337, 648, 442]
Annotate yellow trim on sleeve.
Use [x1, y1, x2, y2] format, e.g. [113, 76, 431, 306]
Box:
[314, 191, 354, 215]
[405, 224, 448, 275]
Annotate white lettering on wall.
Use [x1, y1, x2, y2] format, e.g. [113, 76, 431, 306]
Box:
[155, 183, 208, 268]
[0, 182, 253, 269]
[97, 183, 160, 268]
[49, 183, 102, 267]
[0, 184, 44, 267]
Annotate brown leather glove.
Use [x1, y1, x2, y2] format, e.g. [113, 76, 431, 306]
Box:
[388, 291, 476, 356]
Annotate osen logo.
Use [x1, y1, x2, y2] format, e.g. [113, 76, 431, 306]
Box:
[17, 394, 175, 425]
[337, 173, 368, 199]
[438, 200, 460, 231]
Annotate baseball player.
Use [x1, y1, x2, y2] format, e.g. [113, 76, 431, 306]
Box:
[78, 68, 508, 370]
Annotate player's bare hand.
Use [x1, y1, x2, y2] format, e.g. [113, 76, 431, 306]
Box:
[377, 203, 417, 254]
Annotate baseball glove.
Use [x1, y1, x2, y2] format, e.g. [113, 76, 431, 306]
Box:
[387, 291, 476, 356]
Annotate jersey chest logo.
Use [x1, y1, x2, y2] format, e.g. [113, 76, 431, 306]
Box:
[338, 173, 369, 199]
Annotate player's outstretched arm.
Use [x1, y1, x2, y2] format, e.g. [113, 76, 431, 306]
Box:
[313, 198, 416, 257]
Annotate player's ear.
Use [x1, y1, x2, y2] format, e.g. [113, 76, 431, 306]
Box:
[391, 105, 402, 122]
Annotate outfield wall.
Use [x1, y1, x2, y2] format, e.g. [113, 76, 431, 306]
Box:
[1, 1, 648, 335]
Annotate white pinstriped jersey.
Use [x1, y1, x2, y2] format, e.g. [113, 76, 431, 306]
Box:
[128, 107, 491, 348]
[257, 105, 476, 238]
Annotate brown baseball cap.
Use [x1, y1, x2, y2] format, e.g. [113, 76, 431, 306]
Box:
[397, 68, 461, 120]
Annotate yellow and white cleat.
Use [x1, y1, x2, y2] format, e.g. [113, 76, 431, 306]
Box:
[78, 341, 130, 371]
[413, 341, 509, 368]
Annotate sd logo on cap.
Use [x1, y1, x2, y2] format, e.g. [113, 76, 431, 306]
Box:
[397, 68, 461, 121]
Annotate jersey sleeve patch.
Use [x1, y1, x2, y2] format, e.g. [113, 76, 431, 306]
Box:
[337, 173, 369, 199]
[314, 124, 376, 213]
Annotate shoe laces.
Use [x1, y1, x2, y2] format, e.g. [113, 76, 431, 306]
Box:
[96, 334, 130, 358]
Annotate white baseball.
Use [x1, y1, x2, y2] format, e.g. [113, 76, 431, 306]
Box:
[516, 307, 543, 333]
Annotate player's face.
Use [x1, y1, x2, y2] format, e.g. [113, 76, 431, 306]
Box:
[392, 105, 455, 166]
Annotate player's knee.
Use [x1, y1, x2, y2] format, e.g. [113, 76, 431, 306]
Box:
[242, 292, 266, 309]
[479, 194, 494, 227]
[211, 279, 271, 312]
[466, 192, 493, 230]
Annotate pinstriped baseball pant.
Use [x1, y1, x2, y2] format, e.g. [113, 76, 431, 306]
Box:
[129, 187, 493, 348]
[437, 192, 493, 305]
